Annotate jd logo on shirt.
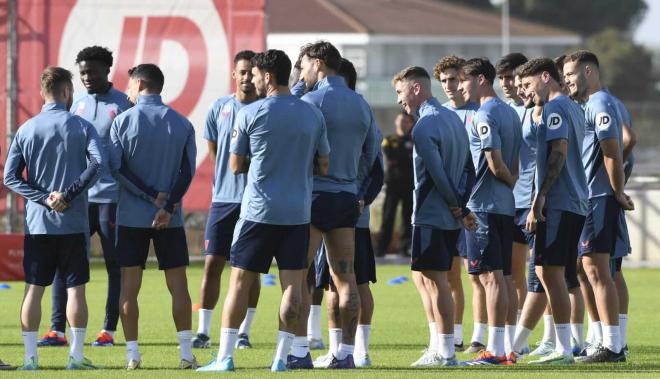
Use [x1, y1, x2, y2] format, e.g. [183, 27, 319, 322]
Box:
[548, 113, 562, 130]
[596, 112, 611, 131]
[231, 128, 238, 139]
[477, 122, 491, 140]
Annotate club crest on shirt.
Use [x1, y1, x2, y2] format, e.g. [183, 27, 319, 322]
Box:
[477, 122, 491, 140]
[75, 102, 85, 116]
[108, 107, 118, 120]
[221, 103, 232, 118]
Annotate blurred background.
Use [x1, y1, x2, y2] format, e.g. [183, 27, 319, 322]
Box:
[0, 0, 658, 277]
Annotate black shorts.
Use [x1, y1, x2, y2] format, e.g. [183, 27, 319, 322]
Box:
[24, 234, 89, 287]
[528, 250, 580, 293]
[230, 220, 309, 274]
[534, 210, 585, 268]
[116, 226, 189, 270]
[311, 191, 360, 232]
[315, 227, 377, 288]
[579, 196, 629, 258]
[465, 213, 514, 275]
[204, 202, 241, 257]
[411, 226, 459, 272]
[513, 208, 534, 249]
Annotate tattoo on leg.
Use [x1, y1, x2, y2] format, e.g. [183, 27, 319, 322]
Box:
[337, 260, 354, 275]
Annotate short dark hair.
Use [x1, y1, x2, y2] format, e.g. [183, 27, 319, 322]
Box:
[251, 50, 291, 86]
[300, 41, 341, 71]
[234, 50, 255, 64]
[40, 66, 72, 94]
[495, 53, 528, 75]
[433, 55, 466, 81]
[564, 50, 599, 69]
[553, 54, 566, 72]
[338, 58, 357, 90]
[392, 66, 430, 86]
[75, 45, 113, 67]
[516, 58, 561, 83]
[128, 64, 164, 93]
[462, 58, 496, 84]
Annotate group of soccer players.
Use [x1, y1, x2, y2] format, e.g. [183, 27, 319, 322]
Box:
[1, 39, 634, 371]
[400, 50, 634, 367]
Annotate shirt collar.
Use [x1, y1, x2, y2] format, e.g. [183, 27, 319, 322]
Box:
[418, 97, 440, 117]
[42, 103, 66, 112]
[314, 75, 346, 90]
[136, 94, 163, 105]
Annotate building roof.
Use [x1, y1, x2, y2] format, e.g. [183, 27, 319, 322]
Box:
[267, 0, 578, 37]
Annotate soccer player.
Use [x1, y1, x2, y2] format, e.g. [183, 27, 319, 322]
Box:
[434, 55, 485, 353]
[196, 49, 329, 372]
[518, 57, 589, 365]
[109, 64, 197, 369]
[394, 66, 477, 368]
[563, 50, 632, 363]
[38, 46, 132, 349]
[459, 58, 521, 365]
[191, 50, 261, 350]
[4, 66, 103, 370]
[311, 58, 383, 369]
[496, 54, 529, 332]
[295, 41, 379, 369]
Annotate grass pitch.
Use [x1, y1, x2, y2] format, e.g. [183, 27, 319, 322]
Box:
[1, 262, 660, 378]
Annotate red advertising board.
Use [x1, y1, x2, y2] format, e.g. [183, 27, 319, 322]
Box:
[0, 0, 265, 212]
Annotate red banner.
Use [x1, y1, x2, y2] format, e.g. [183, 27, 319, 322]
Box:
[0, 0, 266, 212]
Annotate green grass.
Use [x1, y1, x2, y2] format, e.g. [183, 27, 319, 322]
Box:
[1, 262, 660, 377]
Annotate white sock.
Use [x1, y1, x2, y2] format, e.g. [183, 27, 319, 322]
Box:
[472, 322, 487, 344]
[329, 328, 342, 355]
[307, 305, 322, 340]
[487, 326, 506, 357]
[354, 324, 371, 358]
[438, 334, 455, 359]
[102, 329, 115, 339]
[593, 321, 603, 345]
[603, 324, 621, 353]
[273, 331, 294, 363]
[542, 315, 556, 343]
[336, 343, 354, 360]
[619, 314, 628, 347]
[504, 325, 515, 355]
[22, 331, 37, 362]
[291, 336, 309, 358]
[55, 330, 65, 338]
[571, 323, 584, 349]
[428, 322, 438, 351]
[454, 324, 463, 345]
[586, 316, 595, 344]
[177, 330, 193, 361]
[126, 340, 140, 362]
[217, 328, 238, 360]
[512, 325, 532, 353]
[555, 323, 572, 357]
[238, 308, 257, 336]
[69, 327, 86, 361]
[197, 309, 213, 336]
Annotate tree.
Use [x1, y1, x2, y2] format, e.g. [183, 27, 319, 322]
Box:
[508, 0, 647, 36]
[583, 28, 654, 101]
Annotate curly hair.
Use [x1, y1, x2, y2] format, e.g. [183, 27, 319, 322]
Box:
[251, 50, 291, 86]
[433, 55, 466, 81]
[75, 46, 113, 67]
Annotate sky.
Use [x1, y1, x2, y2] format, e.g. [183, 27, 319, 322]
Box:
[634, 0, 660, 48]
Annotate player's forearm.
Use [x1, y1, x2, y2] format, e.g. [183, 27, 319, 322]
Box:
[604, 154, 626, 195]
[538, 150, 566, 197]
[3, 154, 49, 206]
[165, 151, 194, 213]
[62, 156, 102, 203]
[488, 160, 515, 188]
